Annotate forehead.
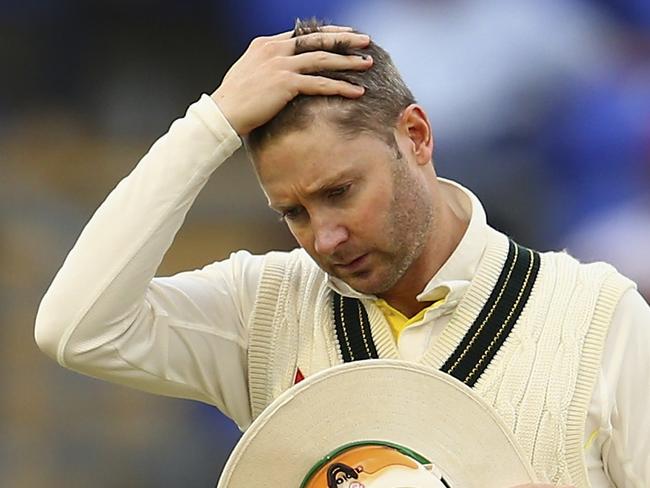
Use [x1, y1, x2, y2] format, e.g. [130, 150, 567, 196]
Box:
[253, 120, 393, 194]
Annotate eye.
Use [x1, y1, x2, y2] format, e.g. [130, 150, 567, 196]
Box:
[327, 184, 350, 199]
[281, 206, 305, 222]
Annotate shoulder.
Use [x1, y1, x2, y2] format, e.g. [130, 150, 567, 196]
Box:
[537, 247, 635, 288]
[205, 248, 321, 280]
[193, 249, 325, 309]
[261, 248, 326, 282]
[250, 249, 328, 306]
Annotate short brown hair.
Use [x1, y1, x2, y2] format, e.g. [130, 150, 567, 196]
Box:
[246, 18, 416, 155]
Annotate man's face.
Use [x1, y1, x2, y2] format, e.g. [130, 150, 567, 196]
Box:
[254, 118, 434, 296]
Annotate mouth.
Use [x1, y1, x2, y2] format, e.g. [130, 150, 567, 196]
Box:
[333, 253, 369, 273]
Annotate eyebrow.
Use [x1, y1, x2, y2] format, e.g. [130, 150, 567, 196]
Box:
[306, 168, 357, 194]
[268, 168, 359, 212]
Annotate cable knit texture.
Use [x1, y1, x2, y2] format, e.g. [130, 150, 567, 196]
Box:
[247, 231, 633, 487]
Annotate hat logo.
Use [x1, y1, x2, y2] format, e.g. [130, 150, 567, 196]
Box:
[302, 441, 449, 488]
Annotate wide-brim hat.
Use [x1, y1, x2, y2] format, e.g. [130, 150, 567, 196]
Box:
[218, 360, 537, 487]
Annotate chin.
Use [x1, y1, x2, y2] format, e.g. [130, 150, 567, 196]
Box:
[337, 275, 374, 294]
[345, 273, 395, 296]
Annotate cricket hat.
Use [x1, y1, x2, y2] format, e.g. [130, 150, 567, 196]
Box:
[217, 359, 537, 487]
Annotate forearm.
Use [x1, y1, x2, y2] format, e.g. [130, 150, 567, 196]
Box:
[35, 94, 241, 367]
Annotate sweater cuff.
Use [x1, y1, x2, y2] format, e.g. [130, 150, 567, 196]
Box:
[189, 94, 242, 158]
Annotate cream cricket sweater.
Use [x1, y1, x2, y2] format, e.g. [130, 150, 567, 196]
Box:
[248, 227, 633, 487]
[35, 95, 648, 486]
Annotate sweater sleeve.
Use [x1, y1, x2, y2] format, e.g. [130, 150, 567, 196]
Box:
[599, 288, 650, 487]
[34, 94, 257, 428]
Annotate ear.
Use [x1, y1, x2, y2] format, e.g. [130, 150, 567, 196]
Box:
[395, 104, 434, 166]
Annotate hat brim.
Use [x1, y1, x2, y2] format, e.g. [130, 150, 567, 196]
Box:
[218, 360, 537, 487]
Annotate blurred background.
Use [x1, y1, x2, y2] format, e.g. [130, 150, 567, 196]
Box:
[2, 0, 649, 486]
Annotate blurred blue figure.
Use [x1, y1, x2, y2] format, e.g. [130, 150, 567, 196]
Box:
[541, 68, 650, 235]
[591, 0, 650, 30]
[546, 0, 650, 295]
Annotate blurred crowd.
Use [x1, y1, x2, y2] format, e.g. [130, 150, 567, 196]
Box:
[1, 1, 648, 486]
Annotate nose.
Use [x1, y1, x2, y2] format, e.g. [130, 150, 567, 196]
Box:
[313, 221, 348, 256]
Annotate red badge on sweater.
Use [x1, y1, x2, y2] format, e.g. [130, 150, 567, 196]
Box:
[294, 368, 305, 384]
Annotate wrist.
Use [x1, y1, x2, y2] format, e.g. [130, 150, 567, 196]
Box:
[210, 89, 245, 136]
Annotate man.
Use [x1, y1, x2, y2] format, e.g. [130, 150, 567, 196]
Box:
[35, 19, 649, 487]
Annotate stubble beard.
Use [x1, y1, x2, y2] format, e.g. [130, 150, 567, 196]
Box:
[350, 160, 434, 296]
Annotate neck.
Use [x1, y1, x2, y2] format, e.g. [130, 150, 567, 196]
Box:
[379, 199, 467, 318]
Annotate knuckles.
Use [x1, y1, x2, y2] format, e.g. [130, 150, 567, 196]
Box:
[248, 36, 279, 55]
[248, 36, 268, 48]
[314, 51, 330, 63]
[316, 77, 330, 90]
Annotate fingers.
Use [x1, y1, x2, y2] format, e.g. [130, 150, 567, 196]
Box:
[254, 28, 370, 60]
[271, 30, 297, 41]
[320, 25, 356, 33]
[288, 31, 370, 53]
[296, 74, 366, 98]
[288, 51, 373, 74]
[270, 24, 355, 40]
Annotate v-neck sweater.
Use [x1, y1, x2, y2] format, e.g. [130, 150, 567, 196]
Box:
[249, 227, 631, 487]
[34, 94, 649, 487]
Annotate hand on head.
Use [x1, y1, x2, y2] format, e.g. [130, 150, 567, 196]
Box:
[211, 24, 372, 136]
